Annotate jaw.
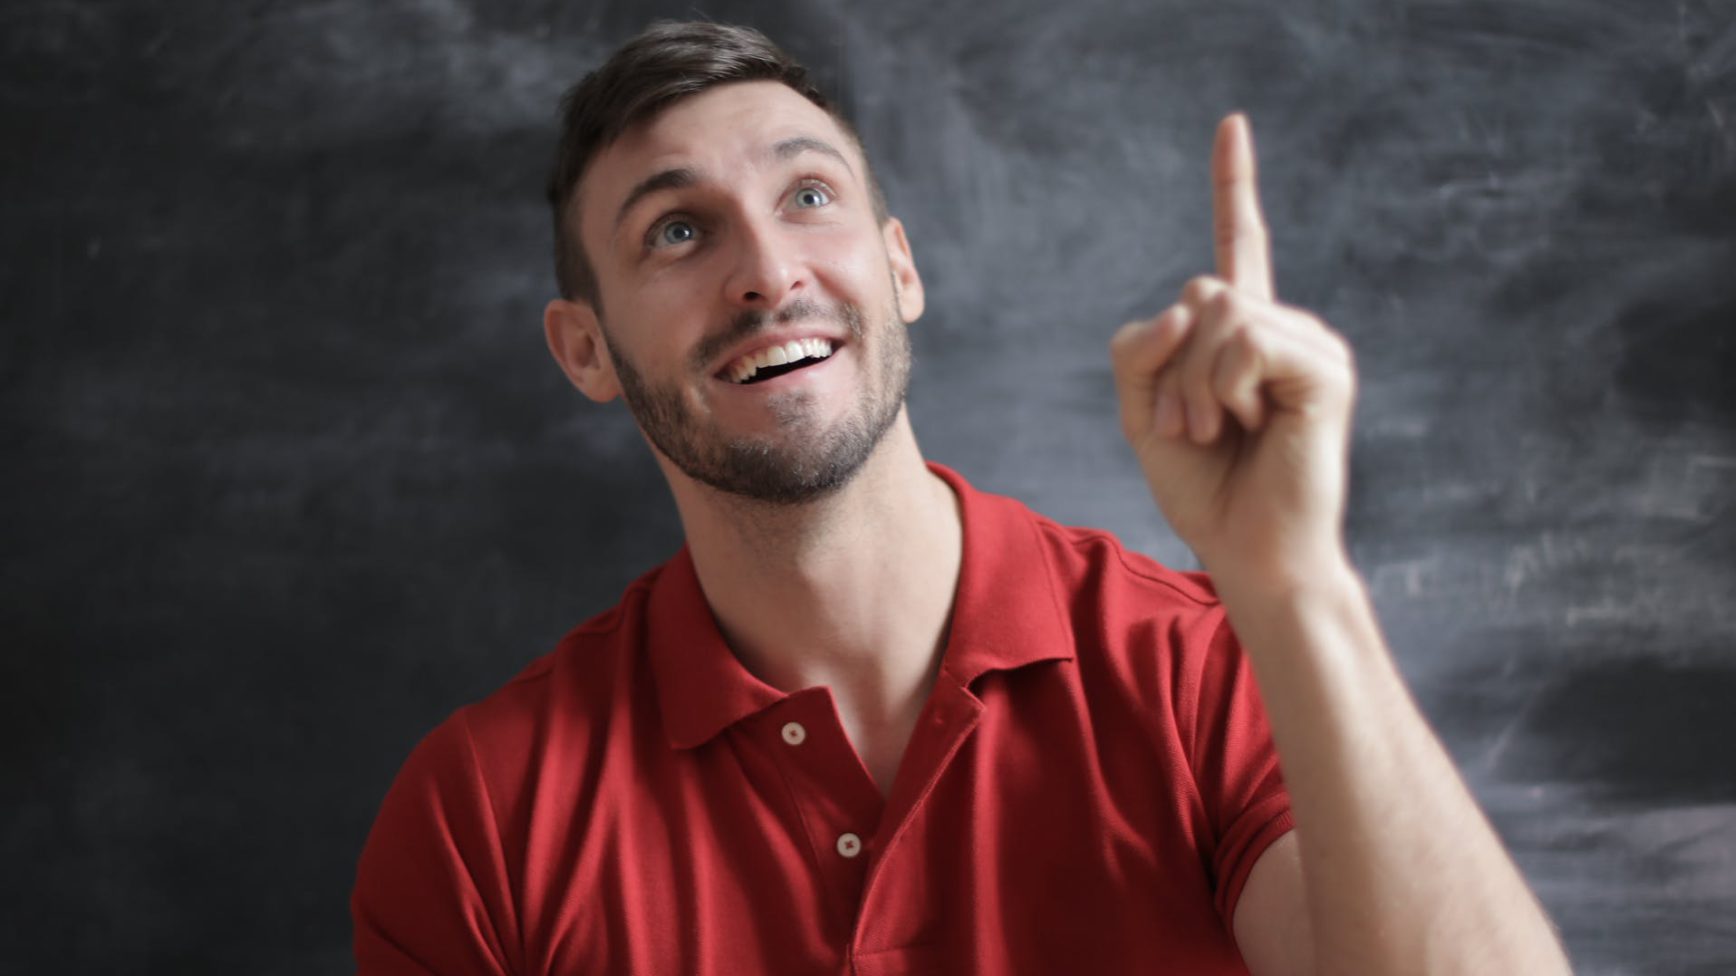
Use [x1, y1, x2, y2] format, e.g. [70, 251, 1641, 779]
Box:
[619, 293, 913, 514]
[657, 403, 925, 548]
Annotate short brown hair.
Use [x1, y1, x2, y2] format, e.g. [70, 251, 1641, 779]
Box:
[545, 21, 887, 307]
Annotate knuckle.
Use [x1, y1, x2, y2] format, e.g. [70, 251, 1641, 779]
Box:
[1300, 311, 1336, 338]
[1233, 324, 1260, 353]
[1210, 356, 1239, 396]
[1182, 275, 1219, 306]
[1214, 331, 1251, 378]
[1120, 415, 1144, 444]
[1151, 367, 1174, 396]
[1216, 217, 1266, 247]
[1184, 360, 1215, 399]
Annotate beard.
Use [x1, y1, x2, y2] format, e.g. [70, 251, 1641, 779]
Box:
[601, 294, 911, 506]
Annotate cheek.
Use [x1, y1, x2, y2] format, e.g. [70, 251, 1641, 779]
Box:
[596, 314, 673, 386]
[608, 284, 706, 360]
[807, 230, 890, 296]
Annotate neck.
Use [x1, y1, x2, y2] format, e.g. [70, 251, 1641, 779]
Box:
[662, 412, 963, 739]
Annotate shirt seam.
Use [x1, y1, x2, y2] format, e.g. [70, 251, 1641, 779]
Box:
[1175, 609, 1232, 842]
[555, 571, 658, 644]
[495, 576, 653, 695]
[1029, 510, 1079, 660]
[1032, 515, 1217, 810]
[1038, 518, 1219, 609]
[573, 574, 655, 639]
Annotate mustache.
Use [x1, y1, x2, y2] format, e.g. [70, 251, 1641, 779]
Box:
[691, 300, 865, 371]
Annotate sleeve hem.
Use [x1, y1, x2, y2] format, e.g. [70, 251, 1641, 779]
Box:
[1216, 802, 1296, 928]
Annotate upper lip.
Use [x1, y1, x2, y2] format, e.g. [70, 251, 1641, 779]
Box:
[710, 328, 847, 379]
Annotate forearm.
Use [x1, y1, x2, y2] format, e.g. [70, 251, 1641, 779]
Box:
[1213, 561, 1571, 975]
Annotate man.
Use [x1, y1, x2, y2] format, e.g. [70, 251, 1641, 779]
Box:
[353, 21, 1572, 975]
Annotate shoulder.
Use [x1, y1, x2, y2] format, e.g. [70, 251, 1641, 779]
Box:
[403, 562, 668, 801]
[1000, 497, 1241, 737]
[1006, 494, 1224, 628]
[470, 563, 661, 739]
[940, 464, 1225, 646]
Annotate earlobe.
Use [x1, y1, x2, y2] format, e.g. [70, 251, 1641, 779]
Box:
[543, 298, 622, 403]
[882, 217, 926, 324]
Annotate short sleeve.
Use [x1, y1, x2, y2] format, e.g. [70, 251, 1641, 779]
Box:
[352, 711, 519, 975]
[1183, 610, 1294, 928]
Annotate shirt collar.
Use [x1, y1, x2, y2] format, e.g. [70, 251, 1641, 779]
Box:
[648, 461, 1075, 751]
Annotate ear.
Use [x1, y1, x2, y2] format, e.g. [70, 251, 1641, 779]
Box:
[881, 217, 926, 324]
[543, 298, 622, 403]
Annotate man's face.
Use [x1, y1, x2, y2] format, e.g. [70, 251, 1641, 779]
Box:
[569, 81, 923, 504]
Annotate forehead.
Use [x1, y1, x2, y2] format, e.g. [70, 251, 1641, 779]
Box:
[578, 81, 860, 238]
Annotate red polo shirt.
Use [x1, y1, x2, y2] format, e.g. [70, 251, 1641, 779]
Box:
[353, 463, 1292, 974]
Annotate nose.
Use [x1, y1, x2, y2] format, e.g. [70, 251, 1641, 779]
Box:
[724, 217, 803, 310]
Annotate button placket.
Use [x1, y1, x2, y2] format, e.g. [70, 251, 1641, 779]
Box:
[764, 691, 881, 927]
[853, 678, 987, 958]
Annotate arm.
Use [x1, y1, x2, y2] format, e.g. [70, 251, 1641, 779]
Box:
[1110, 115, 1571, 975]
[1221, 563, 1567, 975]
[1232, 833, 1311, 976]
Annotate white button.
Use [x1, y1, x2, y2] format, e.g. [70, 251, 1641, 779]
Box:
[780, 721, 807, 746]
[836, 832, 862, 858]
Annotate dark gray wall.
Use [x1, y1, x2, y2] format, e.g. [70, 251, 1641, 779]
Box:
[5, 0, 1733, 972]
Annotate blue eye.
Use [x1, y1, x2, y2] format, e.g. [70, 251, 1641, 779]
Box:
[793, 185, 831, 208]
[653, 219, 697, 248]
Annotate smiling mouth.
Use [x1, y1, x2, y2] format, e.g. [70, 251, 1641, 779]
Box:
[725, 337, 837, 384]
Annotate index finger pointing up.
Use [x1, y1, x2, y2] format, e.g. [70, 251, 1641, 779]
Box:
[1212, 113, 1274, 301]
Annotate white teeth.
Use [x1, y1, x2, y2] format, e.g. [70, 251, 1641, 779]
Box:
[726, 337, 835, 384]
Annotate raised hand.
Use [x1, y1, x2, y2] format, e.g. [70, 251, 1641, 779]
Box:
[1109, 114, 1357, 590]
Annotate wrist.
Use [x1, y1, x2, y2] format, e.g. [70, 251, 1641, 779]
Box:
[1210, 554, 1385, 676]
[1201, 541, 1358, 604]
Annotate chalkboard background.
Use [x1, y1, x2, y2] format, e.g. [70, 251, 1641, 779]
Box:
[5, 0, 1733, 972]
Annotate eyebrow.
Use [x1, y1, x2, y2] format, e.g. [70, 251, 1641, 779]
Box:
[613, 167, 698, 232]
[770, 135, 854, 174]
[611, 136, 857, 233]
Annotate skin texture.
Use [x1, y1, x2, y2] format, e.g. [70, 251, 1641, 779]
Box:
[549, 85, 917, 507]
[1109, 116, 1355, 591]
[1110, 116, 1572, 975]
[546, 83, 1572, 974]
[543, 82, 959, 802]
[604, 293, 910, 504]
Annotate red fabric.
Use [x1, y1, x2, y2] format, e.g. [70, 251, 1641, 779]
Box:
[353, 463, 1292, 975]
